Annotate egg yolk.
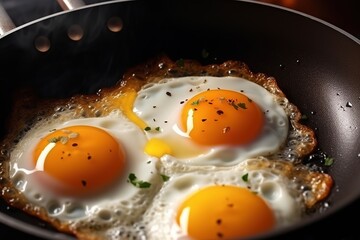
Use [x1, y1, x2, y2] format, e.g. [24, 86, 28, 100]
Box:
[180, 89, 264, 146]
[144, 138, 173, 158]
[176, 185, 275, 240]
[33, 125, 125, 195]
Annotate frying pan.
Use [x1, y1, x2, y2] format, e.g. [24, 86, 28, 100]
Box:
[0, 0, 359, 239]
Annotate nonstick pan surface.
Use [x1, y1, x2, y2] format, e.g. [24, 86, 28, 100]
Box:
[0, 0, 359, 239]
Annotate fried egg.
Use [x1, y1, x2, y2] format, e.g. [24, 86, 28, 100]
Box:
[133, 76, 289, 166]
[140, 158, 303, 240]
[7, 111, 162, 227]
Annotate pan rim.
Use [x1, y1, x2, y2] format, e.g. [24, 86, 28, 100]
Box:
[0, 0, 359, 239]
[0, 0, 359, 43]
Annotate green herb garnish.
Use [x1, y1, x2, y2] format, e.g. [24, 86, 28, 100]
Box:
[324, 157, 334, 166]
[128, 173, 151, 188]
[160, 174, 170, 182]
[48, 136, 68, 144]
[191, 99, 200, 106]
[242, 173, 249, 182]
[301, 115, 308, 121]
[237, 102, 247, 109]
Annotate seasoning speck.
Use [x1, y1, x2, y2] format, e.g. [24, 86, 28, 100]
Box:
[81, 180, 87, 187]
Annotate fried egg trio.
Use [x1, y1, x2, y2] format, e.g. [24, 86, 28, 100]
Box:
[0, 57, 332, 240]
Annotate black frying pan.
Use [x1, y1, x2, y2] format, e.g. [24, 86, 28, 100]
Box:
[0, 0, 359, 239]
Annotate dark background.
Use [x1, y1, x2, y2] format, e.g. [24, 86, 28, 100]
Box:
[0, 0, 359, 239]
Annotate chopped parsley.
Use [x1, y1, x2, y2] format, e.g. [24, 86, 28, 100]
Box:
[144, 126, 151, 131]
[191, 99, 200, 106]
[128, 173, 151, 188]
[237, 102, 247, 109]
[230, 102, 247, 110]
[160, 174, 170, 182]
[242, 173, 249, 182]
[301, 114, 308, 121]
[48, 136, 68, 144]
[324, 157, 334, 166]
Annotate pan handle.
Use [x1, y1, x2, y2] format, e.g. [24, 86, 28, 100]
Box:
[0, 0, 86, 36]
[0, 4, 16, 35]
[56, 0, 86, 10]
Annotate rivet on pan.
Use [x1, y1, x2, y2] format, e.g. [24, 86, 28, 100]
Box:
[68, 24, 84, 41]
[346, 102, 353, 108]
[107, 16, 123, 32]
[34, 36, 51, 52]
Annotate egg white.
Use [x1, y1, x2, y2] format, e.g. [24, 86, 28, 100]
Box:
[134, 76, 289, 166]
[140, 157, 303, 240]
[9, 111, 162, 225]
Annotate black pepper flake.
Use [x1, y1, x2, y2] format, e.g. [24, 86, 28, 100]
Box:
[216, 219, 222, 225]
[153, 106, 157, 108]
[87, 155, 92, 160]
[81, 180, 87, 187]
[164, 120, 168, 123]
[248, 98, 253, 103]
[166, 92, 172, 96]
[72, 143, 78, 147]
[217, 232, 224, 238]
[201, 119, 207, 122]
[180, 101, 185, 104]
[189, 88, 193, 92]
[217, 110, 224, 115]
[68, 153, 71, 156]
[227, 203, 234, 208]
[153, 118, 156, 122]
